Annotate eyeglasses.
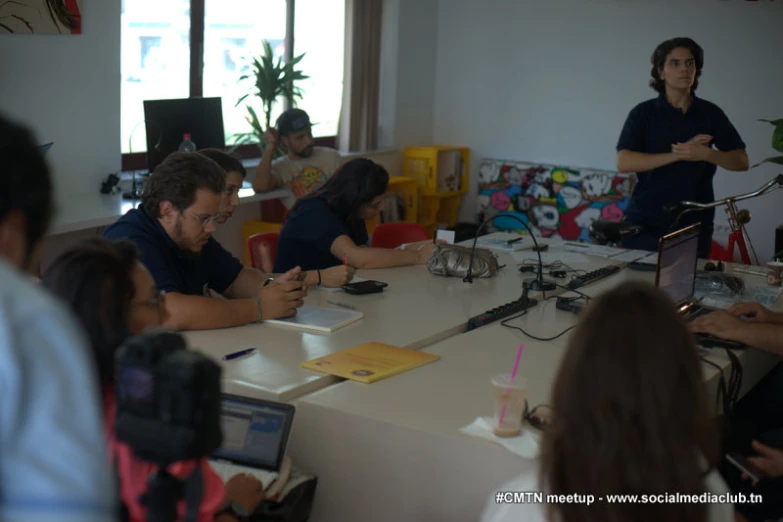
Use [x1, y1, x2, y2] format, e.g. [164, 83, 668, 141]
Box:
[185, 210, 220, 228]
[132, 290, 165, 310]
[665, 58, 696, 70]
[524, 401, 553, 431]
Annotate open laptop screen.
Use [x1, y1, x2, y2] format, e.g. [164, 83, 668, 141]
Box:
[655, 224, 700, 306]
[212, 394, 295, 471]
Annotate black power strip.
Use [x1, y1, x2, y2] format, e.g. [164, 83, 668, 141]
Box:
[467, 297, 538, 331]
[567, 265, 622, 290]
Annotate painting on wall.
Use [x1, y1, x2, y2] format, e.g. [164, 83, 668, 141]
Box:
[477, 159, 635, 242]
[0, 0, 82, 34]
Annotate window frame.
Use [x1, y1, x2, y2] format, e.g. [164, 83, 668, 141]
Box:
[121, 0, 337, 172]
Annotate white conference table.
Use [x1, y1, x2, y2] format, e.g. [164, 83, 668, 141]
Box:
[183, 249, 544, 401]
[287, 263, 783, 522]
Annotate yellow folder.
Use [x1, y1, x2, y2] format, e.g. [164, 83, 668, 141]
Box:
[301, 342, 440, 383]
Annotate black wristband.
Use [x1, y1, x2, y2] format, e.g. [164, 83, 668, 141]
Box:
[317, 269, 322, 286]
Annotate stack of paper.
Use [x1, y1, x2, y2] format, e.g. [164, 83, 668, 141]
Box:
[265, 305, 363, 333]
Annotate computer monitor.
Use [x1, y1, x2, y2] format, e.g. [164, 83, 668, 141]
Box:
[142, 97, 225, 172]
[654, 223, 701, 306]
[212, 394, 295, 472]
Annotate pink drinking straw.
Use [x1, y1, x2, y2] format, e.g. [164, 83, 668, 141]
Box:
[498, 343, 524, 426]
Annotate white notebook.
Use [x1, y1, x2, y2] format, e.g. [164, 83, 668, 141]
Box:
[265, 304, 363, 333]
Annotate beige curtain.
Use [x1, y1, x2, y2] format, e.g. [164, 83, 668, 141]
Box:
[338, 0, 382, 152]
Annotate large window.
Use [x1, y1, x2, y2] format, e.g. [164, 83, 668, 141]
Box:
[121, 0, 345, 168]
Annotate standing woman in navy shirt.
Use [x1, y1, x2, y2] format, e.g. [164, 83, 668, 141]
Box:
[274, 158, 438, 273]
[616, 37, 748, 258]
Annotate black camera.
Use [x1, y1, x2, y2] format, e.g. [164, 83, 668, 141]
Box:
[114, 329, 223, 463]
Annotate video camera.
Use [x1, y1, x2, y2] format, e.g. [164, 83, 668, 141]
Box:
[114, 329, 223, 522]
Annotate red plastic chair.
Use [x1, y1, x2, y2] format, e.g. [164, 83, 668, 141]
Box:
[370, 223, 431, 249]
[247, 232, 279, 273]
[709, 240, 731, 262]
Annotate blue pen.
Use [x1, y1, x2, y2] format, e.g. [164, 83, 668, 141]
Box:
[222, 347, 257, 361]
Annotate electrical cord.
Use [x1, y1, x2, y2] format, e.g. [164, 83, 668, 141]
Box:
[518, 259, 587, 277]
[700, 357, 729, 415]
[501, 280, 589, 341]
[699, 349, 743, 417]
[501, 310, 577, 341]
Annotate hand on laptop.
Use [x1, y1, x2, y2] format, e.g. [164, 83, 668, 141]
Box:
[727, 302, 783, 324]
[690, 310, 744, 342]
[688, 310, 743, 341]
[224, 472, 266, 513]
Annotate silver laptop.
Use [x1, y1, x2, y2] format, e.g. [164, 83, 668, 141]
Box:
[654, 223, 711, 320]
[209, 394, 295, 489]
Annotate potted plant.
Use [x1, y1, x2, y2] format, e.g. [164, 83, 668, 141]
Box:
[231, 40, 309, 153]
[752, 118, 783, 168]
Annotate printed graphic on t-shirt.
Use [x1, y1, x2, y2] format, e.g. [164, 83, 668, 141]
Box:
[287, 165, 327, 197]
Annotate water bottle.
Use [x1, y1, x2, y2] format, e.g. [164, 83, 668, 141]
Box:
[178, 133, 196, 152]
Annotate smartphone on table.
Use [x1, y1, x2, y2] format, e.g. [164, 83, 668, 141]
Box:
[341, 280, 388, 295]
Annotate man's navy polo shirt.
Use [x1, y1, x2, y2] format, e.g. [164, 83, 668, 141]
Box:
[617, 93, 745, 236]
[102, 207, 243, 295]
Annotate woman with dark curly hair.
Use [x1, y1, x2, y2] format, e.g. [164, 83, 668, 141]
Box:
[616, 37, 748, 258]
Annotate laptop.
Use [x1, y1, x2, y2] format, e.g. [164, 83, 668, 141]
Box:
[209, 394, 296, 495]
[654, 224, 744, 349]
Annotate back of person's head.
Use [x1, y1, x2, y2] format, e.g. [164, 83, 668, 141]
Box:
[141, 152, 225, 218]
[198, 148, 247, 179]
[650, 37, 704, 93]
[43, 238, 141, 389]
[0, 113, 53, 268]
[299, 158, 389, 220]
[540, 281, 716, 522]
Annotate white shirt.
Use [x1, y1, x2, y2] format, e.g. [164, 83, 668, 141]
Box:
[0, 258, 116, 521]
[271, 147, 343, 207]
[480, 463, 734, 522]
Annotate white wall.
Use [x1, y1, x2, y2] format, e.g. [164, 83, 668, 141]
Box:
[0, 0, 121, 208]
[403, 0, 783, 261]
[378, 0, 438, 151]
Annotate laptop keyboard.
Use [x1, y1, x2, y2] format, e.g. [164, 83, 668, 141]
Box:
[209, 460, 279, 490]
[685, 307, 712, 321]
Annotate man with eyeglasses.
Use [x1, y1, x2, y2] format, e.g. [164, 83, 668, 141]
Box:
[616, 37, 748, 258]
[103, 152, 306, 330]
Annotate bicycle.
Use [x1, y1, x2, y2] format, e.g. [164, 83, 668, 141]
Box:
[589, 174, 783, 265]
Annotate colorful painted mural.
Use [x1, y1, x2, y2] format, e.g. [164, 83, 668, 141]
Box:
[477, 159, 634, 242]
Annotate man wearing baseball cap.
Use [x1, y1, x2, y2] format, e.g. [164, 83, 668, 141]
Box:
[252, 108, 342, 206]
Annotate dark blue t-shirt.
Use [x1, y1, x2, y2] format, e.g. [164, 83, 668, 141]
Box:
[617, 93, 745, 236]
[273, 198, 369, 272]
[102, 207, 243, 295]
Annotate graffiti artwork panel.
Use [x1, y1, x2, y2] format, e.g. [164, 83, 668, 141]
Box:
[477, 159, 634, 242]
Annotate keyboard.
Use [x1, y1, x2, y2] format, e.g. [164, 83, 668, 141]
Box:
[209, 459, 279, 490]
[567, 265, 622, 290]
[694, 333, 745, 351]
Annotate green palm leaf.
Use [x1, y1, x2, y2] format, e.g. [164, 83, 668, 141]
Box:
[235, 39, 308, 130]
